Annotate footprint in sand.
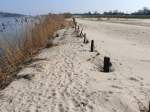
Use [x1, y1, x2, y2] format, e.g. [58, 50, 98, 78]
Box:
[58, 103, 65, 112]
[111, 85, 123, 89]
[129, 77, 139, 82]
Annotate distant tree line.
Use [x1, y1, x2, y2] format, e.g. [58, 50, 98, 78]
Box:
[132, 7, 150, 15]
[73, 7, 150, 18]
[101, 7, 150, 16]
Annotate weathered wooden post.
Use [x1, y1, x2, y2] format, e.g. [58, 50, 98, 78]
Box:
[83, 33, 86, 43]
[91, 40, 94, 52]
[104, 57, 111, 73]
[78, 25, 80, 31]
[56, 33, 59, 37]
[148, 102, 150, 112]
[80, 28, 83, 37]
[72, 18, 77, 31]
[73, 17, 76, 25]
[75, 22, 77, 31]
[77, 25, 80, 35]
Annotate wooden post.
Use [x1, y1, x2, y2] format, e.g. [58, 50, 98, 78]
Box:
[56, 34, 59, 37]
[75, 22, 77, 31]
[83, 33, 86, 43]
[77, 25, 80, 34]
[80, 28, 83, 37]
[72, 17, 76, 29]
[148, 102, 150, 112]
[78, 26, 80, 31]
[91, 40, 94, 52]
[104, 57, 111, 73]
[73, 17, 76, 25]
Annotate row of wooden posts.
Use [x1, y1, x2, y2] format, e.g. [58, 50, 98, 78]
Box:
[73, 18, 150, 111]
[73, 18, 111, 73]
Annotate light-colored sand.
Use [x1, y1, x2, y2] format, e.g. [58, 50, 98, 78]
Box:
[78, 18, 150, 111]
[0, 18, 150, 112]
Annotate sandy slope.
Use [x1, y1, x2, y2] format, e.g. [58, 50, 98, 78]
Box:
[0, 19, 150, 112]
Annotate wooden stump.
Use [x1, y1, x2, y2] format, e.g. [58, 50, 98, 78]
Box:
[78, 25, 80, 31]
[75, 22, 77, 31]
[148, 102, 150, 112]
[56, 34, 59, 37]
[83, 33, 86, 43]
[80, 28, 83, 37]
[104, 57, 111, 73]
[73, 18, 76, 25]
[91, 40, 94, 52]
[77, 25, 80, 35]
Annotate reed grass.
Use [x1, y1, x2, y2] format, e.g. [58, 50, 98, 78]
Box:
[0, 14, 70, 89]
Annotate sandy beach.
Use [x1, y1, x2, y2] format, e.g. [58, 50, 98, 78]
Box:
[0, 18, 150, 112]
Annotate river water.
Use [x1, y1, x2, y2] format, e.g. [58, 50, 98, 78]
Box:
[0, 16, 38, 56]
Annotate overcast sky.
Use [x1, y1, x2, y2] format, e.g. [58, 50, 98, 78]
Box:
[0, 0, 150, 15]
